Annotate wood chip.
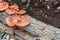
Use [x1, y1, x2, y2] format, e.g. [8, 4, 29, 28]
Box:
[40, 26, 46, 30]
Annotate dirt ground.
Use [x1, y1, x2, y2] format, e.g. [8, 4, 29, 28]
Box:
[28, 7, 60, 28]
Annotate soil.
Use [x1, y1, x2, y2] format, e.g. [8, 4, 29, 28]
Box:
[28, 7, 60, 28]
[4, 0, 60, 28]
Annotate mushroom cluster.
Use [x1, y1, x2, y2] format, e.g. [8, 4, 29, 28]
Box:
[0, 0, 9, 11]
[0, 0, 31, 28]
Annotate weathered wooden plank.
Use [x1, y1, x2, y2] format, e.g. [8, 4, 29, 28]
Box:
[0, 12, 60, 40]
[0, 22, 35, 40]
[14, 30, 35, 40]
[15, 35, 24, 40]
[23, 15, 60, 40]
[0, 22, 50, 40]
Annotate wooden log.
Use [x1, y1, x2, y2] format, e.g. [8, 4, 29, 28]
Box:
[0, 12, 60, 40]
[0, 12, 35, 40]
[0, 22, 36, 40]
[14, 30, 35, 40]
[0, 22, 50, 40]
[14, 29, 51, 40]
[15, 35, 24, 40]
[24, 15, 60, 40]
[0, 22, 14, 35]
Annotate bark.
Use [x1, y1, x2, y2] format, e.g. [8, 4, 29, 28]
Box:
[0, 12, 60, 40]
[0, 21, 35, 40]
[24, 15, 60, 40]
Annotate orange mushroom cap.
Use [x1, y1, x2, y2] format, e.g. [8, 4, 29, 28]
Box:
[5, 16, 15, 27]
[16, 9, 26, 15]
[13, 16, 31, 27]
[5, 8, 16, 14]
[0, 0, 2, 2]
[0, 2, 9, 11]
[9, 4, 19, 10]
[17, 17, 31, 27]
[13, 15, 21, 24]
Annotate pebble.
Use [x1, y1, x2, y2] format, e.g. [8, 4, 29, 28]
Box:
[47, 5, 50, 9]
[45, 15, 47, 18]
[57, 7, 60, 9]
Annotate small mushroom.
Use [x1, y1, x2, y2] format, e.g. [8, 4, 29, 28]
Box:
[9, 4, 19, 10]
[16, 9, 26, 15]
[5, 8, 16, 14]
[0, 2, 9, 11]
[13, 16, 31, 27]
[5, 16, 15, 27]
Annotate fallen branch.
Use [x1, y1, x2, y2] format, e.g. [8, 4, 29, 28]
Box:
[24, 15, 60, 40]
[0, 12, 60, 40]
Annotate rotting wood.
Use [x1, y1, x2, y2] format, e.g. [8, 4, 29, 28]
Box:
[0, 22, 35, 40]
[39, 25, 46, 30]
[0, 12, 60, 40]
[23, 15, 60, 40]
[0, 22, 14, 35]
[0, 15, 36, 40]
[0, 22, 51, 40]
[14, 29, 35, 40]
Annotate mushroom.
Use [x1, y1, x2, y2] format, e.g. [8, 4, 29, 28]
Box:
[13, 16, 31, 27]
[17, 17, 31, 27]
[5, 4, 19, 14]
[0, 0, 2, 2]
[0, 2, 9, 11]
[5, 8, 16, 14]
[9, 4, 19, 10]
[13, 15, 21, 24]
[16, 9, 26, 15]
[5, 16, 15, 27]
